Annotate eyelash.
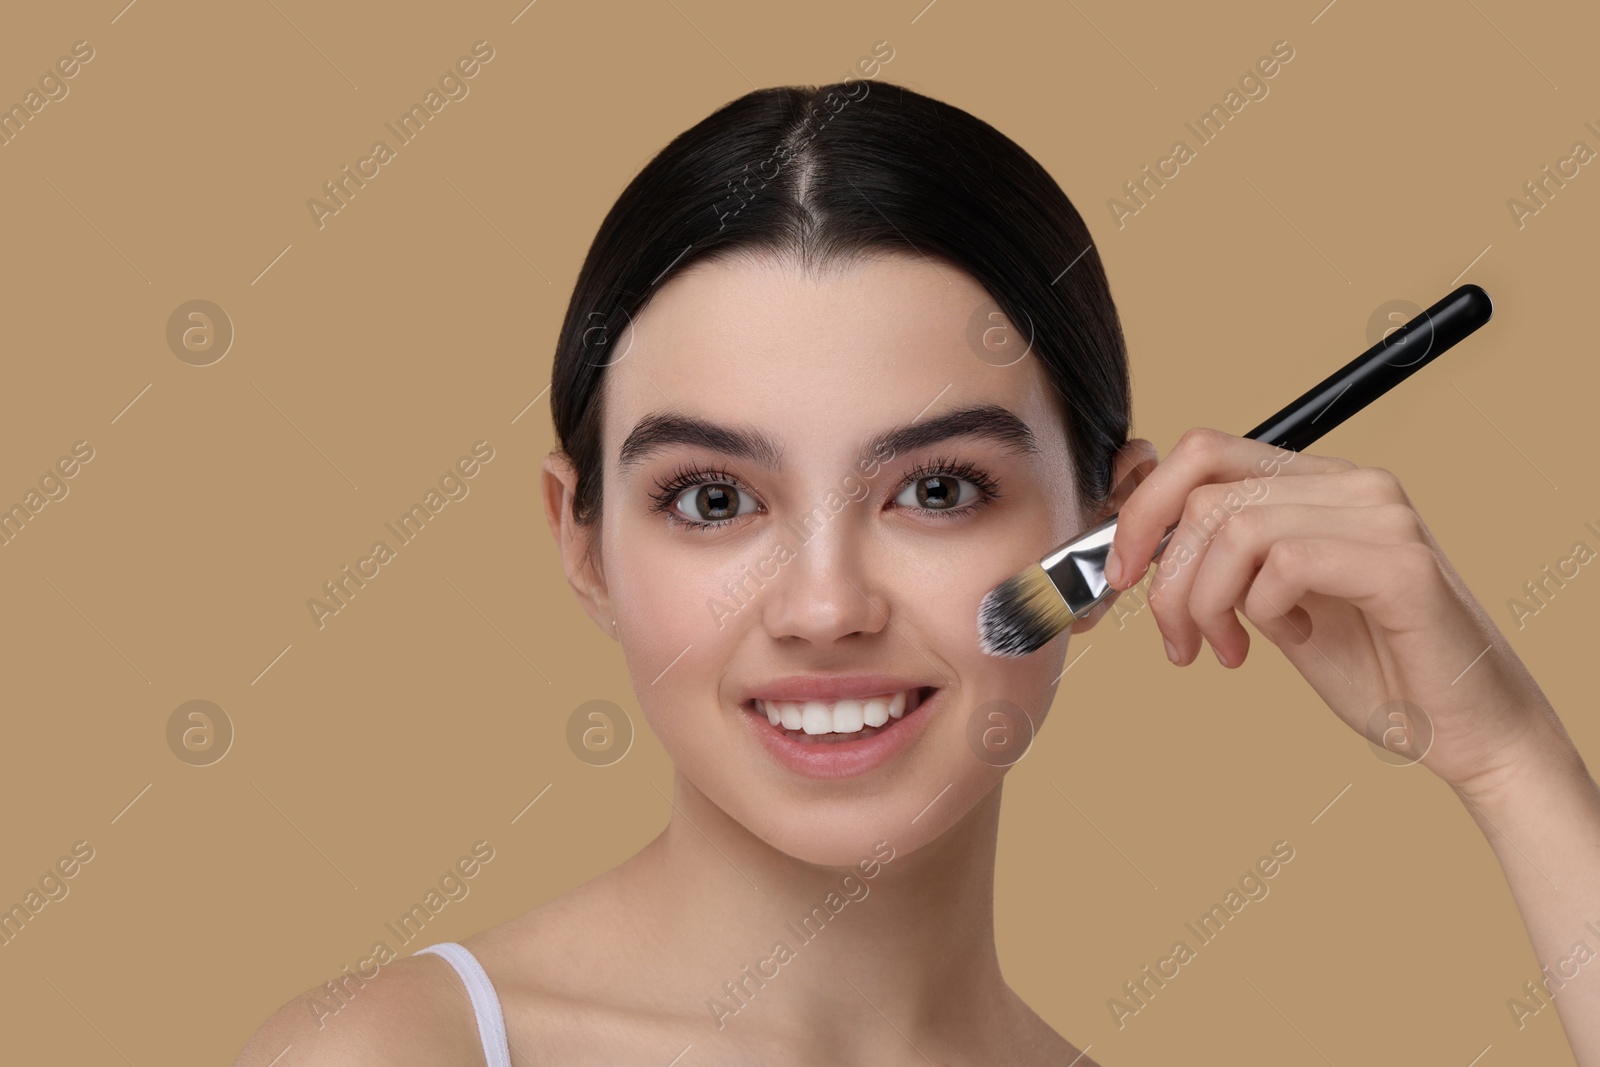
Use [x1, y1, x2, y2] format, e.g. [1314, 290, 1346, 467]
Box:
[647, 454, 1003, 532]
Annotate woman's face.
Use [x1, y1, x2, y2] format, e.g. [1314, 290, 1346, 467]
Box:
[582, 251, 1090, 865]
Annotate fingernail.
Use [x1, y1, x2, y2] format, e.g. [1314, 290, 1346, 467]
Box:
[1104, 546, 1122, 587]
[1163, 637, 1179, 664]
[1213, 644, 1231, 668]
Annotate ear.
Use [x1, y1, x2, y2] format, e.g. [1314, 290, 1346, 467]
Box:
[541, 450, 616, 640]
[1068, 436, 1159, 635]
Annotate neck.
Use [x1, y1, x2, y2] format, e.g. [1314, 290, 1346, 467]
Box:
[620, 768, 1010, 1048]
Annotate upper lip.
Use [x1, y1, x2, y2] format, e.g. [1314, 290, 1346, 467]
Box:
[741, 674, 935, 704]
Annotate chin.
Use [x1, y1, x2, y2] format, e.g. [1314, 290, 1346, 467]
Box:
[711, 759, 1007, 870]
[745, 776, 1003, 868]
[756, 818, 922, 869]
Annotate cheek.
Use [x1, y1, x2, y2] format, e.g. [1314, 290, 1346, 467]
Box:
[900, 551, 992, 660]
[899, 550, 1041, 678]
[897, 524, 1070, 729]
[614, 536, 759, 639]
[605, 517, 756, 717]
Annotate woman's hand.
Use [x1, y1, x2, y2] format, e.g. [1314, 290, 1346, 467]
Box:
[1099, 427, 1578, 802]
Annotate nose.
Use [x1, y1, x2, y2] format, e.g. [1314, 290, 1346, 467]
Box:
[759, 516, 891, 645]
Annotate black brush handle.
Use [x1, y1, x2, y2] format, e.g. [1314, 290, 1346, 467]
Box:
[1031, 284, 1495, 630]
[1241, 284, 1493, 451]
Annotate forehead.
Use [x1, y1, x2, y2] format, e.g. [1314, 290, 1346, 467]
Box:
[602, 252, 1067, 459]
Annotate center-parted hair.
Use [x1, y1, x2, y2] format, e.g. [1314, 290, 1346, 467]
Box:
[549, 79, 1130, 536]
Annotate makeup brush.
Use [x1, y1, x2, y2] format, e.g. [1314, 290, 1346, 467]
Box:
[977, 283, 1494, 658]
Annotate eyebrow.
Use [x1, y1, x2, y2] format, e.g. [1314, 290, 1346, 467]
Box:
[615, 401, 1041, 475]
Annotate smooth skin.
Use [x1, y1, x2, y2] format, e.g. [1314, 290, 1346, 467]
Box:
[1101, 428, 1600, 1063]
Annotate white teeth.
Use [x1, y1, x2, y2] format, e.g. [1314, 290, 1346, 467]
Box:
[832, 699, 864, 732]
[801, 701, 832, 735]
[755, 689, 923, 736]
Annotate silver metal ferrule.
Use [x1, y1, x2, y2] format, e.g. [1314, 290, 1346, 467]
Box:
[1040, 513, 1177, 620]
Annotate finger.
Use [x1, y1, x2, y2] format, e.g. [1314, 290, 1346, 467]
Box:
[1241, 537, 1454, 653]
[1170, 503, 1426, 667]
[1135, 468, 1416, 604]
[1150, 466, 1412, 513]
[1106, 428, 1355, 590]
[1137, 472, 1417, 662]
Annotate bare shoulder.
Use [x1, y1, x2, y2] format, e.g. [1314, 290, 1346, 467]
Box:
[1002, 986, 1103, 1067]
[230, 951, 484, 1067]
[447, 873, 706, 1059]
[233, 849, 674, 1066]
[456, 855, 643, 1004]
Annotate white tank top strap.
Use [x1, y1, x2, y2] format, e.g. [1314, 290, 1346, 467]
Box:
[414, 941, 513, 1067]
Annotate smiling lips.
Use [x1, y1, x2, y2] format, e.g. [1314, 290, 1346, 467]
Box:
[748, 688, 931, 744]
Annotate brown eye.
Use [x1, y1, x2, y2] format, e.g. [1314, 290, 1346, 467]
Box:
[696, 484, 735, 520]
[895, 474, 974, 511]
[675, 481, 751, 522]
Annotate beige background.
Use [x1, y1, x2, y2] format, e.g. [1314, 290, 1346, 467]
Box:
[1, 0, 1596, 1063]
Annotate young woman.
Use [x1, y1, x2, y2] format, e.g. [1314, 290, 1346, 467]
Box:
[236, 80, 1600, 1066]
